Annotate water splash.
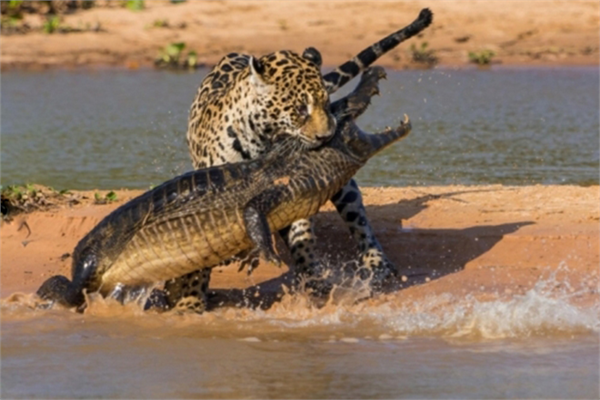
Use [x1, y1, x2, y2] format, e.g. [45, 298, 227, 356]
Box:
[2, 268, 598, 341]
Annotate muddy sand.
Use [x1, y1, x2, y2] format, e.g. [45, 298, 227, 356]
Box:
[1, 185, 598, 312]
[1, 0, 599, 70]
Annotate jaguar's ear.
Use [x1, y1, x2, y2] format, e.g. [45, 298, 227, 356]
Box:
[302, 47, 322, 67]
[249, 56, 267, 84]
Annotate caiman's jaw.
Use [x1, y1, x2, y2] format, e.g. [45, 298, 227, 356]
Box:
[36, 275, 85, 309]
[347, 114, 412, 162]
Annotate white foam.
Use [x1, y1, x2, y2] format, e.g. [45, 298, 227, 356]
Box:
[212, 270, 599, 340]
[3, 268, 598, 341]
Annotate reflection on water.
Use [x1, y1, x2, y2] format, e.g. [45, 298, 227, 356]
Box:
[1, 272, 599, 399]
[1, 67, 598, 189]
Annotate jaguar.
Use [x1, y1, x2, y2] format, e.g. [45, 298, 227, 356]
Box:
[160, 9, 433, 313]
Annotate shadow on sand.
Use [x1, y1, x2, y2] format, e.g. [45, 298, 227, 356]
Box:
[207, 189, 533, 311]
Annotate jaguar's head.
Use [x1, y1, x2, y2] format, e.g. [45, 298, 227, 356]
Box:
[248, 48, 336, 148]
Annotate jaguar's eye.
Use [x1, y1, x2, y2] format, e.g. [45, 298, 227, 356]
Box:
[297, 104, 309, 118]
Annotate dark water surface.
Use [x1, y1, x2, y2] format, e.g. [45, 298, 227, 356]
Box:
[1, 67, 598, 189]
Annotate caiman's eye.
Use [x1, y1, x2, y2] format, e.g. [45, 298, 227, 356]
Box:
[297, 104, 309, 119]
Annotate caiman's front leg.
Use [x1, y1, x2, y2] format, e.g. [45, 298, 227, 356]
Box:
[240, 187, 285, 272]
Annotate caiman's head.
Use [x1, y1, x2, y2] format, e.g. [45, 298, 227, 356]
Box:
[334, 114, 412, 163]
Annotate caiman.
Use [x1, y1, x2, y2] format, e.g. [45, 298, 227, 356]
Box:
[36, 66, 413, 309]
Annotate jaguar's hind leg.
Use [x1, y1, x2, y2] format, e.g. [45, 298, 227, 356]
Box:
[163, 269, 211, 314]
[331, 179, 396, 291]
[280, 219, 332, 295]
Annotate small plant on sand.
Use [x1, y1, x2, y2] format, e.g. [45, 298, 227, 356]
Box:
[186, 50, 198, 69]
[42, 15, 61, 34]
[2, 184, 38, 201]
[160, 42, 185, 64]
[0, 1, 30, 35]
[41, 15, 95, 34]
[1, 0, 24, 18]
[94, 191, 118, 204]
[278, 19, 289, 31]
[410, 41, 438, 68]
[468, 49, 496, 66]
[124, 0, 144, 11]
[1, 184, 80, 217]
[151, 18, 169, 28]
[155, 42, 201, 70]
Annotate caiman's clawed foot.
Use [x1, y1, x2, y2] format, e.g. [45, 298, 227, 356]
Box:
[261, 248, 282, 268]
[237, 247, 281, 275]
[36, 275, 85, 309]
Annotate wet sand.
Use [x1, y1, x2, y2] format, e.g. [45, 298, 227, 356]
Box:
[1, 185, 598, 309]
[1, 0, 598, 70]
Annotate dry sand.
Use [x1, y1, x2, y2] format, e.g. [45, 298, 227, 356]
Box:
[1, 0, 599, 70]
[2, 185, 598, 309]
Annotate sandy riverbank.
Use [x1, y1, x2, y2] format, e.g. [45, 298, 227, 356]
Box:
[1, 1, 598, 71]
[1, 185, 598, 310]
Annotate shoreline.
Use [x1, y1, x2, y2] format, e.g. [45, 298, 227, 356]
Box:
[2, 185, 598, 309]
[2, 1, 598, 72]
[2, 61, 599, 74]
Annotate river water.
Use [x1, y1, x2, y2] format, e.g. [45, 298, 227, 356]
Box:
[1, 67, 599, 398]
[1, 67, 598, 189]
[1, 273, 599, 399]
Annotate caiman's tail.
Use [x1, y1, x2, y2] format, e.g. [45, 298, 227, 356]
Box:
[348, 114, 412, 162]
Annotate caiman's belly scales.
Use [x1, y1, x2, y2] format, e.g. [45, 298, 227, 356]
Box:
[102, 208, 250, 288]
[102, 172, 342, 290]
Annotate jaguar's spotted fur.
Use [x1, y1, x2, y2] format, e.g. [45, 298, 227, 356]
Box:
[161, 9, 433, 313]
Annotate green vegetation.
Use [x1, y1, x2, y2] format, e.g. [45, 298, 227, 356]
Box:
[41, 15, 101, 34]
[0, 184, 123, 218]
[42, 15, 61, 33]
[1, 1, 95, 17]
[1, 184, 79, 217]
[468, 49, 496, 66]
[1, 0, 25, 18]
[155, 42, 201, 70]
[94, 191, 118, 204]
[1, 184, 34, 200]
[151, 18, 169, 28]
[1, 0, 26, 34]
[410, 41, 438, 68]
[161, 41, 186, 64]
[1, 2, 101, 35]
[186, 50, 198, 69]
[124, 0, 145, 11]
